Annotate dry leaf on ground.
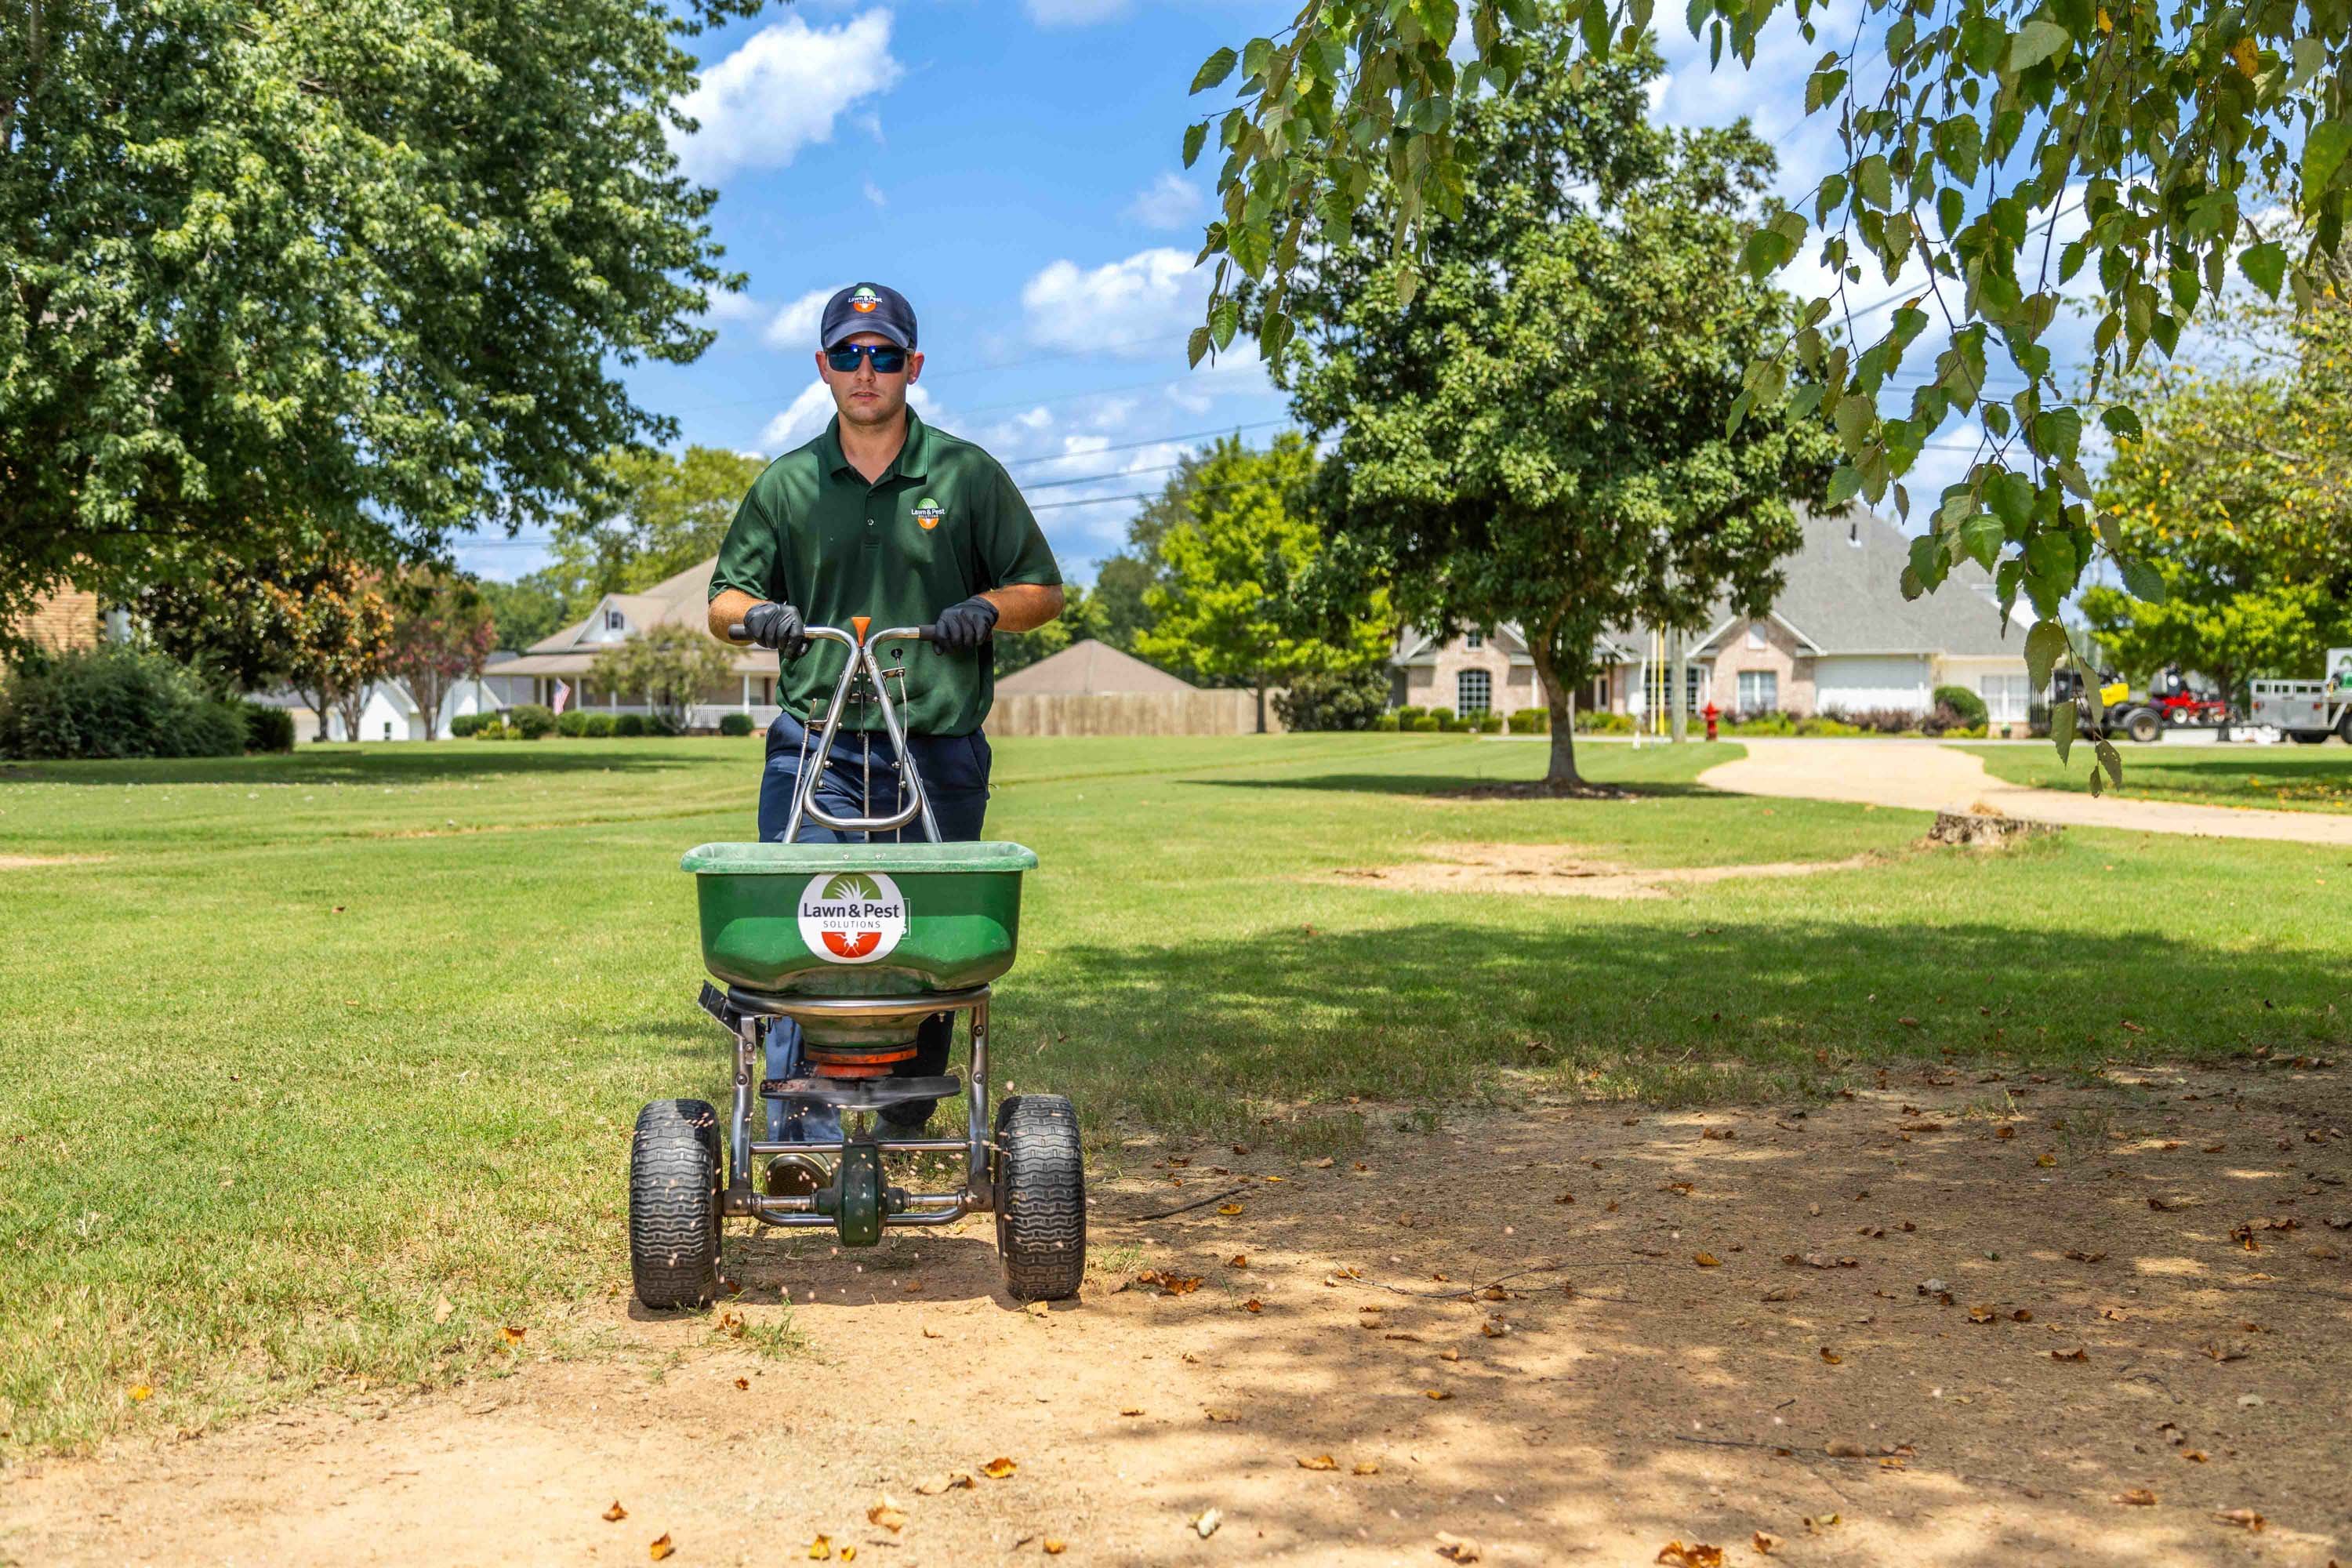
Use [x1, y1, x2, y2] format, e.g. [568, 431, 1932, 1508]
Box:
[602, 1501, 628, 1523]
[1025, 1301, 1051, 1319]
[1656, 1544, 1726, 1568]
[1192, 1508, 1222, 1538]
[1352, 1461, 1381, 1475]
[1693, 1252, 1722, 1267]
[1751, 1531, 1780, 1555]
[1425, 1388, 1454, 1400]
[1435, 1533, 1483, 1563]
[1819, 1348, 1843, 1364]
[913, 1472, 976, 1495]
[734, 1377, 749, 1390]
[2116, 1489, 2158, 1507]
[649, 1534, 675, 1561]
[2053, 1348, 2089, 1362]
[1216, 1203, 1244, 1215]
[2212, 1508, 2266, 1530]
[432, 1296, 454, 1324]
[980, 1457, 1018, 1480]
[1297, 1454, 1338, 1471]
[867, 1495, 906, 1533]
[1043, 1539, 1067, 1555]
[500, 1326, 524, 1346]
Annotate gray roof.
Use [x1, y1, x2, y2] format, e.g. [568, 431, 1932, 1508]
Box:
[995, 640, 1198, 695]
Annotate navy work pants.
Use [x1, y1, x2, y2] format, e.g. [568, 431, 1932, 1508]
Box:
[756, 710, 992, 1142]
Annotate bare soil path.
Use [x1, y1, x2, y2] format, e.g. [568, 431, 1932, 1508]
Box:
[1700, 739, 2352, 845]
[6, 1066, 2348, 1567]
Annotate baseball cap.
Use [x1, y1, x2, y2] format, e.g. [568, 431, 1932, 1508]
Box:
[819, 282, 917, 351]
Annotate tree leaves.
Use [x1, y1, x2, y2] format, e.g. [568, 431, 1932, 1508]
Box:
[2303, 120, 2352, 212]
[1191, 46, 1239, 93]
[1182, 122, 1209, 169]
[2006, 20, 2071, 73]
[2024, 619, 2069, 694]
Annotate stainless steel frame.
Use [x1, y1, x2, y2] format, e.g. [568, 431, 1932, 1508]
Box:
[782, 624, 942, 843]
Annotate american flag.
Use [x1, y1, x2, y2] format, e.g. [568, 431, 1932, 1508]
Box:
[551, 680, 572, 716]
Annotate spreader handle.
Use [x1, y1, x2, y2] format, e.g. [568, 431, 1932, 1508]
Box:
[727, 622, 748, 642]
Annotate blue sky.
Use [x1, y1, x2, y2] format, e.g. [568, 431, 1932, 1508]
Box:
[454, 1, 2102, 586]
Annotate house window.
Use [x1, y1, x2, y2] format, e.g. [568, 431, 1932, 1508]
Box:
[605, 608, 625, 632]
[1457, 670, 1492, 713]
[1980, 673, 2031, 723]
[1746, 622, 1768, 650]
[1738, 670, 1779, 711]
[1464, 630, 1483, 650]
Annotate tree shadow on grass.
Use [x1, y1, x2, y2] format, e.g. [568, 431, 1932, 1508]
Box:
[1188, 771, 1728, 800]
[0, 741, 739, 788]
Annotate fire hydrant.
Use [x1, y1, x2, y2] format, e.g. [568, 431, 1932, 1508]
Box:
[1703, 702, 1720, 742]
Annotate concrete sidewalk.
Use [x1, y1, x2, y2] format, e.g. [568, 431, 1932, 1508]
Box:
[1700, 738, 2352, 846]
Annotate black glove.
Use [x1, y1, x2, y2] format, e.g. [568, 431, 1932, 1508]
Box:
[741, 601, 808, 659]
[933, 594, 999, 653]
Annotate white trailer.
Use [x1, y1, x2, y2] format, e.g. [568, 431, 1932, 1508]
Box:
[2251, 648, 2352, 744]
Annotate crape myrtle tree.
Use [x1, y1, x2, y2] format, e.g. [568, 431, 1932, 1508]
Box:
[1281, 45, 1834, 789]
[387, 572, 498, 741]
[0, 0, 749, 637]
[591, 622, 733, 733]
[1178, 0, 2352, 774]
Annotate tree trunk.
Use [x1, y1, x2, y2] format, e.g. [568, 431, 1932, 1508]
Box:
[1526, 632, 1582, 789]
[336, 684, 368, 743]
[298, 681, 333, 742]
[1254, 677, 1267, 735]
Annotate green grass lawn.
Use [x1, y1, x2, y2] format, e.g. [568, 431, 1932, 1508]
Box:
[4, 732, 2347, 1454]
[1958, 739, 2352, 813]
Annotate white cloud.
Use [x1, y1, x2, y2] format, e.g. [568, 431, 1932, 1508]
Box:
[1015, 406, 1054, 430]
[756, 380, 938, 453]
[1021, 246, 1204, 355]
[862, 176, 887, 209]
[698, 290, 771, 327]
[1167, 342, 1270, 413]
[676, 12, 902, 183]
[761, 287, 840, 350]
[1126, 172, 1203, 230]
[1022, 0, 1131, 24]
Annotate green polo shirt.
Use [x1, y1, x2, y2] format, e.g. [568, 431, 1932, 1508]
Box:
[710, 412, 1061, 736]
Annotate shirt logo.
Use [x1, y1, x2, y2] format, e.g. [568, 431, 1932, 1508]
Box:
[912, 496, 945, 530]
[850, 285, 880, 314]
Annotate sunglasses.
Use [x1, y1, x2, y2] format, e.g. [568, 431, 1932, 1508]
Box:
[824, 343, 909, 373]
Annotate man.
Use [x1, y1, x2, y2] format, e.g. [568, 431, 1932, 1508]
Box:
[708, 281, 1062, 1179]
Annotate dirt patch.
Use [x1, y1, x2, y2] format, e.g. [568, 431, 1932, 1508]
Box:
[0, 854, 107, 870]
[1926, 810, 2064, 848]
[1329, 840, 1881, 898]
[9, 1066, 2345, 1565]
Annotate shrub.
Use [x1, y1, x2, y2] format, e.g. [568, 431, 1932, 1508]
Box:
[717, 711, 754, 737]
[1825, 706, 1918, 735]
[0, 644, 248, 760]
[449, 712, 487, 737]
[614, 713, 648, 737]
[507, 703, 556, 739]
[556, 710, 590, 737]
[1396, 705, 1427, 724]
[1370, 712, 1400, 731]
[239, 701, 296, 753]
[1507, 707, 1549, 734]
[1576, 710, 1635, 734]
[471, 718, 509, 740]
[1272, 666, 1390, 731]
[1473, 712, 1504, 733]
[1931, 684, 1988, 728]
[1406, 714, 1442, 731]
[1793, 714, 1864, 738]
[583, 713, 619, 737]
[1725, 709, 1796, 736]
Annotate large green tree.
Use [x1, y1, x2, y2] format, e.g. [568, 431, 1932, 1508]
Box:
[1181, 0, 2352, 663]
[1283, 45, 1833, 787]
[1, 0, 744, 637]
[1135, 434, 1394, 732]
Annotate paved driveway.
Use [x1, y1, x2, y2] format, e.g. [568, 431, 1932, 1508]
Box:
[1700, 738, 2352, 846]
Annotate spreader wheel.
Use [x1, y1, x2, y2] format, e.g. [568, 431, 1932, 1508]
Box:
[630, 1098, 722, 1309]
[994, 1094, 1087, 1301]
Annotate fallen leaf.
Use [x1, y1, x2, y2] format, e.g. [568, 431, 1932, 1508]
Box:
[1425, 1388, 1454, 1400]
[734, 1377, 749, 1390]
[1751, 1530, 1780, 1555]
[603, 1502, 628, 1523]
[1802, 1512, 1840, 1533]
[1656, 1544, 1726, 1568]
[1762, 1285, 1797, 1302]
[1435, 1533, 1483, 1563]
[2037, 1153, 2057, 1167]
[914, 1472, 976, 1494]
[867, 1495, 906, 1534]
[1043, 1540, 1067, 1555]
[2212, 1508, 2266, 1531]
[1203, 1408, 1238, 1423]
[432, 1295, 455, 1324]
[1439, 1348, 1461, 1363]
[1228, 1254, 1248, 1269]
[1554, 1192, 1576, 1205]
[1701, 1127, 1737, 1141]
[717, 1309, 746, 1338]
[2053, 1347, 2089, 1362]
[1242, 1298, 1264, 1313]
[1352, 1460, 1381, 1475]
[1137, 1271, 1203, 1297]
[1192, 1508, 1222, 1538]
[128, 1384, 154, 1403]
[2115, 1489, 2157, 1507]
[2063, 1249, 2108, 1263]
[1297, 1454, 1338, 1471]
[501, 1325, 525, 1346]
[1216, 1203, 1244, 1216]
[650, 1534, 675, 1561]
[1693, 1252, 1722, 1268]
[2011, 1308, 2033, 1323]
[2183, 1450, 2209, 1463]
[922, 1324, 943, 1339]
[1120, 1406, 1143, 1416]
[1305, 1156, 1334, 1168]
[1819, 1347, 1843, 1365]
[981, 1457, 1018, 1480]
[1480, 1318, 1508, 1338]
[1967, 1305, 1997, 1323]
[803, 1534, 830, 1560]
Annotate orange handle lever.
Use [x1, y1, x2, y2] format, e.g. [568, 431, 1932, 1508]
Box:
[851, 615, 871, 643]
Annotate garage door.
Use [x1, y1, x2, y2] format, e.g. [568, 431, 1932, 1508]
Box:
[1813, 655, 1931, 716]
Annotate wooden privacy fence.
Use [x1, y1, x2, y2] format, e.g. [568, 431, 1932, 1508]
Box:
[985, 690, 1284, 736]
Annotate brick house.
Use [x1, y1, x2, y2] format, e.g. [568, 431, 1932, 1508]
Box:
[1392, 504, 2039, 731]
[8, 584, 102, 653]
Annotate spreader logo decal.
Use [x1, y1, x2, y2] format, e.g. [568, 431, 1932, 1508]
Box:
[849, 285, 880, 314]
[797, 871, 907, 964]
[912, 496, 944, 530]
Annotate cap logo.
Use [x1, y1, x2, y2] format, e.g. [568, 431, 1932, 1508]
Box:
[850, 285, 880, 314]
[912, 497, 944, 530]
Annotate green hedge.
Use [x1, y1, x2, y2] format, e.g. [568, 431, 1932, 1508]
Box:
[1406, 714, 1441, 731]
[556, 710, 590, 737]
[507, 703, 556, 739]
[1396, 706, 1426, 724]
[1577, 710, 1635, 734]
[583, 713, 619, 737]
[1932, 684, 1988, 728]
[470, 718, 509, 740]
[450, 712, 487, 737]
[239, 702, 296, 753]
[1370, 712, 1400, 731]
[1507, 707, 1549, 734]
[0, 644, 245, 760]
[1473, 712, 1504, 733]
[717, 711, 754, 736]
[614, 713, 648, 737]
